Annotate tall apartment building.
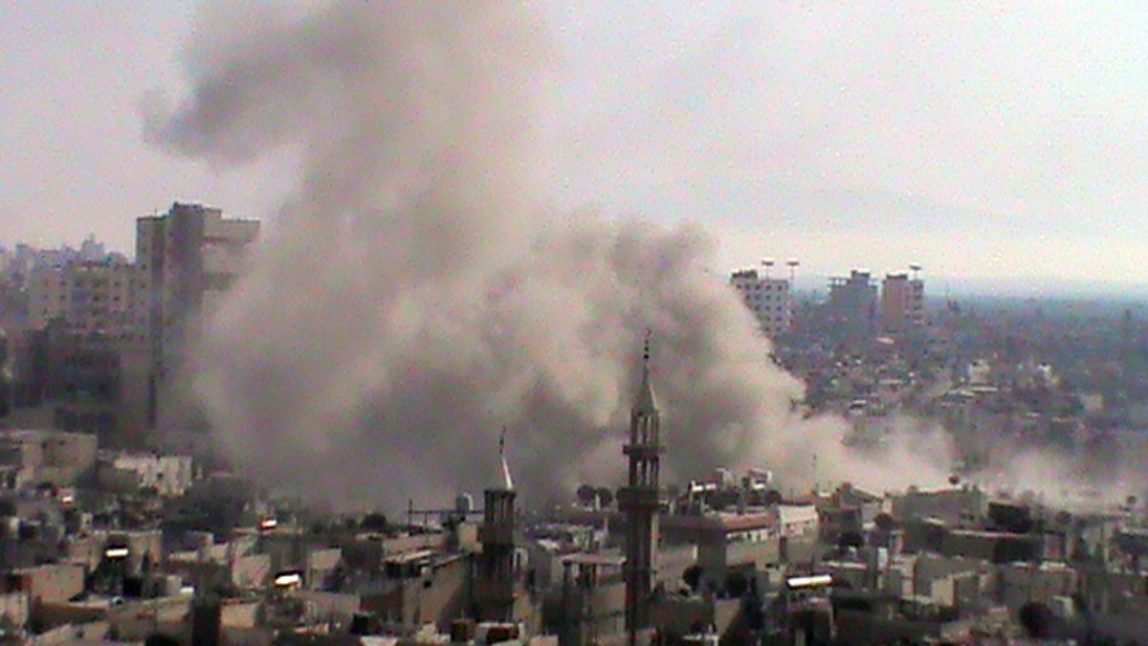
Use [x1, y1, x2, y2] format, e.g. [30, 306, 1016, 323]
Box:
[730, 269, 792, 337]
[6, 245, 149, 448]
[136, 203, 259, 425]
[827, 270, 878, 342]
[26, 259, 145, 339]
[881, 273, 926, 333]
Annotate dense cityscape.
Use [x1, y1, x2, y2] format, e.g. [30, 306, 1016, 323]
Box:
[5, 2, 1148, 645]
[1, 210, 1146, 644]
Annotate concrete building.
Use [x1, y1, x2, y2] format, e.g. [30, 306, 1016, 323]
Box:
[619, 339, 663, 641]
[26, 259, 145, 339]
[0, 429, 98, 489]
[136, 203, 258, 427]
[729, 269, 792, 337]
[880, 273, 925, 334]
[827, 270, 878, 343]
[664, 511, 779, 587]
[51, 335, 151, 448]
[107, 453, 194, 497]
[5, 243, 151, 447]
[1, 564, 86, 606]
[892, 486, 986, 527]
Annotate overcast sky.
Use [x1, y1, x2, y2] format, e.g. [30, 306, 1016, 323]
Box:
[3, 1, 1147, 286]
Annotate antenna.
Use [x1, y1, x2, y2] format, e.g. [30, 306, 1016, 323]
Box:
[643, 328, 652, 365]
[787, 259, 800, 285]
[761, 258, 775, 280]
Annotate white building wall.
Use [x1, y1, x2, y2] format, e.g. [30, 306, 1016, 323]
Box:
[730, 270, 792, 337]
[111, 454, 194, 496]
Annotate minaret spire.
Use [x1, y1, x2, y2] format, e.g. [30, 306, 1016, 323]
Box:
[479, 426, 518, 621]
[621, 330, 663, 642]
[635, 329, 657, 413]
[499, 426, 514, 491]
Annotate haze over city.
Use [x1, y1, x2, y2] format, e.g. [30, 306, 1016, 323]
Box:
[3, 2, 1148, 289]
[2, 3, 1148, 643]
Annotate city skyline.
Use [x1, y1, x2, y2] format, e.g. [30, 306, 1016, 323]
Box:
[3, 2, 1148, 286]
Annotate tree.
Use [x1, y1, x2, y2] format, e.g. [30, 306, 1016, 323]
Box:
[838, 531, 864, 550]
[595, 488, 614, 508]
[724, 571, 749, 598]
[1018, 602, 1054, 639]
[361, 512, 387, 532]
[682, 564, 704, 592]
[576, 484, 597, 507]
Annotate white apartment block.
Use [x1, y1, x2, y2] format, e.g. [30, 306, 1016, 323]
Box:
[730, 269, 792, 337]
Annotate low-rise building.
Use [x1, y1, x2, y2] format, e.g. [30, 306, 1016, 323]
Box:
[0, 429, 98, 489]
[108, 453, 194, 497]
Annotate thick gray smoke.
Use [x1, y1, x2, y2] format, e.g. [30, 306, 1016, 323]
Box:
[144, 2, 956, 510]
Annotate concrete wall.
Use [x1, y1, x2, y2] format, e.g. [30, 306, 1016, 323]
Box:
[998, 562, 1076, 612]
[363, 554, 471, 632]
[111, 454, 193, 496]
[892, 488, 985, 525]
[10, 563, 85, 604]
[0, 591, 29, 630]
[295, 590, 360, 625]
[231, 553, 270, 590]
[913, 555, 983, 599]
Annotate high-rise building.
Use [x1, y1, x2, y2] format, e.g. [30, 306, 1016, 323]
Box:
[730, 269, 792, 337]
[21, 258, 150, 447]
[136, 203, 259, 425]
[827, 270, 878, 342]
[619, 339, 662, 642]
[881, 273, 925, 333]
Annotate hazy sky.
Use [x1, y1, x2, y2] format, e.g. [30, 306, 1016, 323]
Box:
[3, 1, 1147, 285]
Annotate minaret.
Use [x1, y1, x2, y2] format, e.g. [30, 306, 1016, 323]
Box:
[619, 334, 663, 642]
[478, 428, 517, 622]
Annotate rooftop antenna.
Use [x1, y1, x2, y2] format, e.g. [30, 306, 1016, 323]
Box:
[787, 259, 800, 285]
[761, 258, 775, 280]
[909, 263, 922, 281]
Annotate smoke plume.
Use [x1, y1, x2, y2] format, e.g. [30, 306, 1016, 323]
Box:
[146, 2, 969, 509]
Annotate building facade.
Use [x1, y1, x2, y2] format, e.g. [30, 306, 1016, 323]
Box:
[729, 269, 792, 337]
[27, 259, 145, 340]
[136, 203, 259, 426]
[881, 273, 925, 334]
[827, 270, 879, 343]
